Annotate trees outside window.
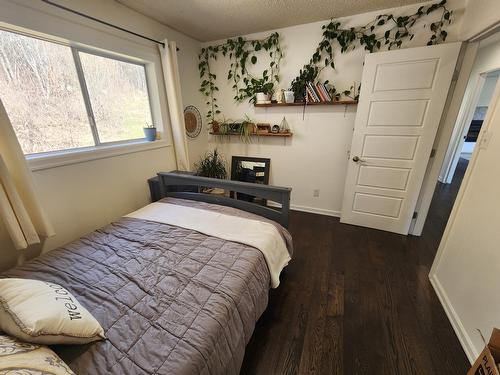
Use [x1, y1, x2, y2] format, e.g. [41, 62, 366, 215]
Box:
[0, 29, 153, 155]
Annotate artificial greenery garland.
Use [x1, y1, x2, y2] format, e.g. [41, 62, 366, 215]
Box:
[199, 32, 282, 120]
[291, 0, 452, 100]
[199, 0, 452, 121]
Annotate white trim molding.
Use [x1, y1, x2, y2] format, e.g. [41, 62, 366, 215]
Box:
[290, 204, 340, 218]
[28, 140, 170, 171]
[268, 201, 340, 218]
[429, 274, 478, 363]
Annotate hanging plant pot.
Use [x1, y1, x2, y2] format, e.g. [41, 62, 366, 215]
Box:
[143, 127, 157, 141]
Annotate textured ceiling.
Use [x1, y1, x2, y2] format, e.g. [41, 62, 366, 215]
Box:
[116, 0, 430, 42]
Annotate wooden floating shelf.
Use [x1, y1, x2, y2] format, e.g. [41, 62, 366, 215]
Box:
[209, 132, 292, 137]
[254, 100, 358, 107]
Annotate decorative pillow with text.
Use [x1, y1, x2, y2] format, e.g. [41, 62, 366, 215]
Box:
[0, 278, 105, 345]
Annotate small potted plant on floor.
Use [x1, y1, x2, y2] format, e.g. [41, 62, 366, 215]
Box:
[195, 148, 227, 180]
[143, 123, 157, 141]
[195, 149, 228, 194]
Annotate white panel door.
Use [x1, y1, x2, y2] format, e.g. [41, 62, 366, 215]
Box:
[340, 43, 461, 234]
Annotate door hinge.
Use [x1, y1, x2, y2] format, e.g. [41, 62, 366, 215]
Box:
[452, 69, 460, 82]
[413, 211, 418, 219]
[430, 148, 436, 158]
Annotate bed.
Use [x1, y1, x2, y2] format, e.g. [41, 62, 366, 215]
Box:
[1, 173, 292, 375]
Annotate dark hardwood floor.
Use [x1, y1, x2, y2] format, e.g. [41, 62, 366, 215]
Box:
[241, 158, 471, 375]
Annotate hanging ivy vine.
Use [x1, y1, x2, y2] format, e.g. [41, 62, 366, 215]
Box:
[290, 0, 453, 100]
[199, 0, 453, 121]
[199, 33, 282, 121]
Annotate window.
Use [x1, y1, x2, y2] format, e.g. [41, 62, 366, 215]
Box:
[79, 52, 152, 144]
[0, 29, 153, 155]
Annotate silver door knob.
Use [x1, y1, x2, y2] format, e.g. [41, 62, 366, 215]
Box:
[352, 156, 366, 163]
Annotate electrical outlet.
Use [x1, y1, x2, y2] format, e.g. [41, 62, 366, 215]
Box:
[313, 189, 320, 197]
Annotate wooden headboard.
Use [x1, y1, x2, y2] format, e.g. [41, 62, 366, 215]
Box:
[156, 172, 292, 228]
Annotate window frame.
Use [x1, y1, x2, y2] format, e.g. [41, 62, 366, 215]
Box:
[0, 26, 162, 163]
[72, 46, 155, 148]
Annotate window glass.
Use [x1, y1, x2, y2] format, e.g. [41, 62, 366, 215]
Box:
[79, 52, 152, 143]
[0, 30, 93, 154]
[0, 29, 155, 155]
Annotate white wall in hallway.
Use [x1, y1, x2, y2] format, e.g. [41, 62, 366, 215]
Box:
[477, 73, 499, 107]
[431, 77, 500, 363]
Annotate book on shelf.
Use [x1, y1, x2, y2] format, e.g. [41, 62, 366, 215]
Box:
[307, 82, 321, 102]
[305, 86, 316, 102]
[306, 83, 315, 102]
[303, 81, 353, 104]
[320, 82, 333, 102]
[316, 82, 329, 102]
[314, 82, 324, 102]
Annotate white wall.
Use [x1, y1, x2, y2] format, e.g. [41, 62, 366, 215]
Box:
[460, 0, 500, 40]
[0, 0, 203, 270]
[477, 74, 499, 106]
[430, 78, 500, 363]
[203, 1, 465, 216]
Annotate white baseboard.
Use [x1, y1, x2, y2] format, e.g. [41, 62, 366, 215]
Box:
[429, 273, 477, 364]
[290, 204, 340, 217]
[267, 202, 340, 218]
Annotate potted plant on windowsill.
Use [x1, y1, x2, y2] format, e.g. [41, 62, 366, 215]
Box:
[143, 123, 157, 141]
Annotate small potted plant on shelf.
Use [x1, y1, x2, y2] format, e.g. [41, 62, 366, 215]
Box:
[209, 119, 220, 134]
[240, 115, 257, 141]
[290, 64, 318, 102]
[143, 123, 157, 141]
[209, 117, 231, 137]
[251, 77, 274, 104]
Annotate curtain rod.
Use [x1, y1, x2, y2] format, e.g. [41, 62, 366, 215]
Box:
[41, 0, 179, 51]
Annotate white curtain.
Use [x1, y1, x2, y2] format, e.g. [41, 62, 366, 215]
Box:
[159, 40, 191, 171]
[0, 99, 55, 250]
[158, 39, 190, 171]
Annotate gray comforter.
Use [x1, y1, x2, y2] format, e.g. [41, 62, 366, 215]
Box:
[2, 199, 292, 374]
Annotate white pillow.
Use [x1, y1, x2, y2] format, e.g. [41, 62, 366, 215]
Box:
[0, 278, 105, 345]
[0, 333, 75, 374]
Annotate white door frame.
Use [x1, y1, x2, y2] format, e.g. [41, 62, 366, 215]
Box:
[440, 69, 500, 184]
[411, 25, 500, 235]
[408, 42, 477, 235]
